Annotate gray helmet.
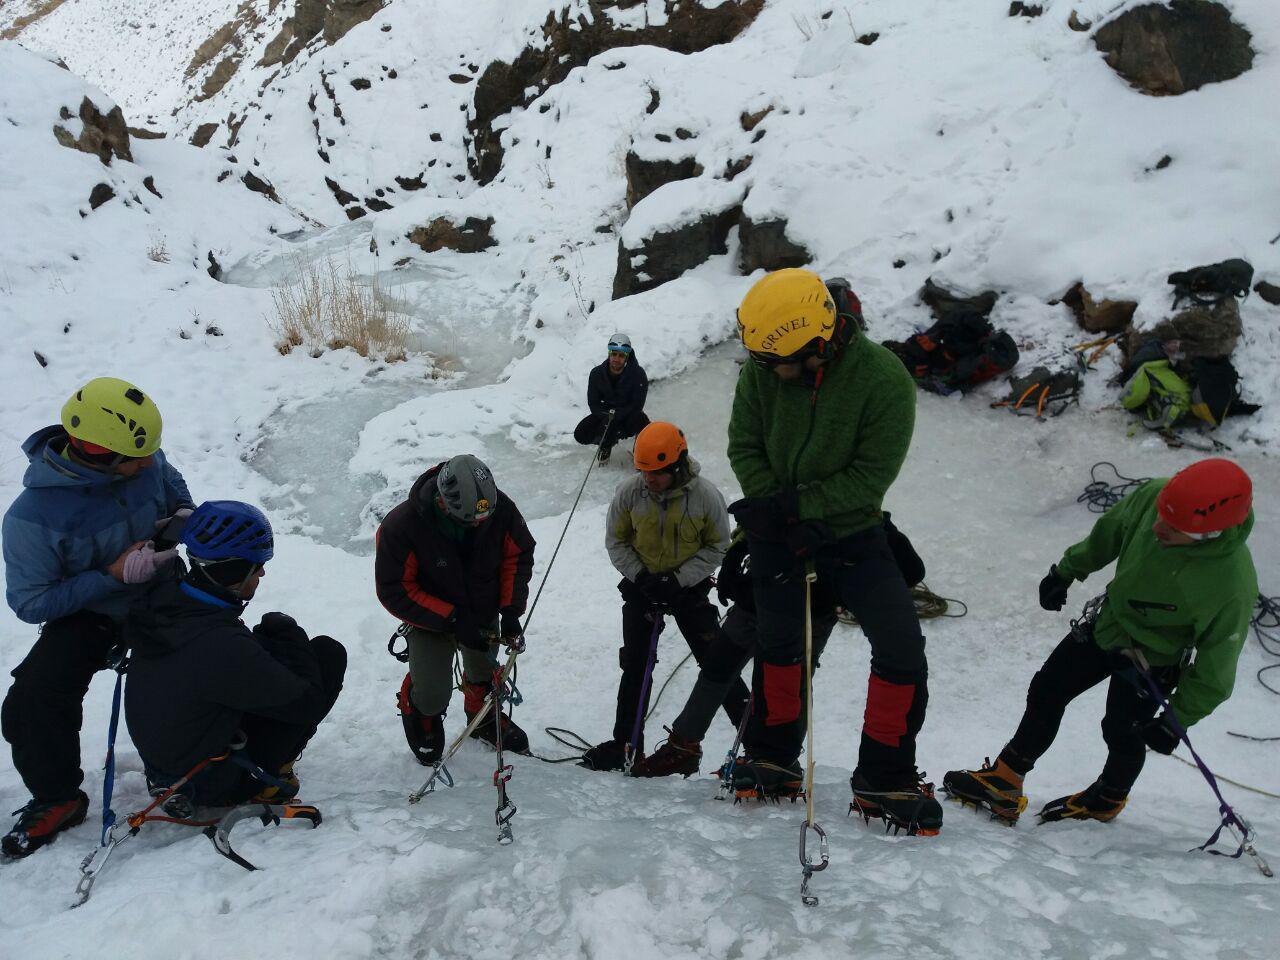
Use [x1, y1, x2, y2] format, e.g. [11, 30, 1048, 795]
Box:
[607, 333, 632, 355]
[435, 454, 498, 524]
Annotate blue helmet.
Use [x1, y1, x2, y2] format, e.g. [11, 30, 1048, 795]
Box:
[181, 500, 274, 564]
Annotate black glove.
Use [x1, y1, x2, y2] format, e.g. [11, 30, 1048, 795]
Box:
[451, 607, 487, 651]
[1038, 566, 1070, 611]
[785, 520, 834, 560]
[1141, 712, 1181, 755]
[500, 609, 524, 642]
[637, 571, 683, 608]
[253, 612, 308, 644]
[727, 492, 795, 542]
[716, 538, 751, 608]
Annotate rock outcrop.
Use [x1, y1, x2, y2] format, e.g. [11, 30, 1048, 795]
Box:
[407, 215, 497, 254]
[737, 216, 811, 274]
[53, 97, 132, 165]
[1094, 1, 1253, 96]
[469, 0, 764, 184]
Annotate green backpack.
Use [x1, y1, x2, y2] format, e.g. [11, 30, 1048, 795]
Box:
[1121, 360, 1191, 430]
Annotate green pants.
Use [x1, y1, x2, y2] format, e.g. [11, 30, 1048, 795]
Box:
[406, 625, 498, 716]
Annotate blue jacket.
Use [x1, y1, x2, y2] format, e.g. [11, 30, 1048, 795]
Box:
[2, 426, 193, 624]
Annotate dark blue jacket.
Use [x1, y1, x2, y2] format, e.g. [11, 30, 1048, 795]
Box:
[124, 580, 327, 779]
[2, 425, 192, 624]
[586, 354, 648, 420]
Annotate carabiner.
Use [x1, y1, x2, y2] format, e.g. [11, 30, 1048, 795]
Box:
[798, 820, 829, 907]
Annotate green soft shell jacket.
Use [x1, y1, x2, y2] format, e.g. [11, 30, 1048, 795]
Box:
[1056, 479, 1257, 726]
[726, 330, 916, 538]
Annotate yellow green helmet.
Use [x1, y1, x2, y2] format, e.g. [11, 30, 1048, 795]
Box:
[736, 268, 836, 359]
[61, 377, 163, 457]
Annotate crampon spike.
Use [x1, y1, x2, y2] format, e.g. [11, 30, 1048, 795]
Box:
[205, 801, 322, 871]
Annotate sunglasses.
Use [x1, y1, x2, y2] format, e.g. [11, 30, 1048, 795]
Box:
[749, 350, 812, 369]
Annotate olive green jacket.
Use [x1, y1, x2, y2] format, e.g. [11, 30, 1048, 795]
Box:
[606, 459, 729, 586]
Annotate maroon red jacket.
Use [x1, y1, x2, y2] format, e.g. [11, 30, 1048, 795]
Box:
[374, 465, 536, 630]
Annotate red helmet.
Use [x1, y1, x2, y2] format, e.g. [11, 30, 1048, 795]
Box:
[1156, 458, 1252, 535]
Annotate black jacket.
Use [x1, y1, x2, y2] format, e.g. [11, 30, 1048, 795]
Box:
[123, 579, 329, 778]
[374, 465, 536, 631]
[586, 355, 648, 419]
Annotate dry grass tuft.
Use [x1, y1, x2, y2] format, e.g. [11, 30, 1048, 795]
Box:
[267, 257, 410, 361]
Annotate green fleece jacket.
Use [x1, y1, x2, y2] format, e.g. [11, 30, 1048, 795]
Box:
[727, 330, 916, 537]
[1056, 480, 1257, 726]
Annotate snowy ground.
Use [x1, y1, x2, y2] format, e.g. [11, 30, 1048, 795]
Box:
[3, 3, 1280, 958]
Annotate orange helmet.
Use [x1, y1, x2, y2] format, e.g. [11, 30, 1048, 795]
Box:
[1156, 458, 1252, 535]
[633, 422, 688, 472]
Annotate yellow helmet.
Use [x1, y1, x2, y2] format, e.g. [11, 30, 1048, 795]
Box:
[736, 268, 836, 360]
[61, 377, 163, 457]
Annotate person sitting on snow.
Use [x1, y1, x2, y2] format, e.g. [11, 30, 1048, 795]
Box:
[375, 454, 535, 765]
[944, 458, 1257, 825]
[124, 501, 346, 812]
[573, 333, 650, 464]
[580, 422, 750, 772]
[2, 377, 192, 858]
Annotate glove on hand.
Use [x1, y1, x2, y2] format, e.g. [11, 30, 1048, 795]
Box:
[638, 572, 683, 608]
[500, 609, 524, 642]
[122, 544, 179, 584]
[785, 520, 834, 560]
[451, 608, 488, 651]
[253, 611, 308, 644]
[727, 494, 793, 542]
[1141, 712, 1181, 755]
[1038, 566, 1070, 612]
[152, 507, 195, 550]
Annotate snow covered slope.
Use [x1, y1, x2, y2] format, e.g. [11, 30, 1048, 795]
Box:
[2, 2, 1280, 957]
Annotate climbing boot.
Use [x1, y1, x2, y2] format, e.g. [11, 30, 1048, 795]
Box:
[942, 756, 1028, 825]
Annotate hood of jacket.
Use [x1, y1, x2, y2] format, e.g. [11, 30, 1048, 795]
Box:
[20, 425, 125, 491]
[127, 578, 244, 660]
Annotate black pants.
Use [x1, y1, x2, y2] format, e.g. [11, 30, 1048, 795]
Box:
[747, 527, 928, 785]
[2, 611, 121, 802]
[180, 635, 348, 806]
[613, 579, 750, 753]
[1003, 629, 1179, 796]
[574, 410, 649, 449]
[671, 603, 836, 744]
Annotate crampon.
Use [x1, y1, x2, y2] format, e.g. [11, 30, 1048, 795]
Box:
[849, 774, 944, 836]
[729, 758, 805, 804]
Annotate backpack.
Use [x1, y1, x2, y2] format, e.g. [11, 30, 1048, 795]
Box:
[825, 277, 868, 332]
[1121, 360, 1192, 430]
[1188, 356, 1259, 426]
[1168, 258, 1253, 309]
[996, 364, 1081, 418]
[884, 309, 1019, 394]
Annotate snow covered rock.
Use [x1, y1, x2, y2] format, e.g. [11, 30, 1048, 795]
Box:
[1095, 0, 1254, 96]
[613, 176, 745, 298]
[52, 96, 132, 165]
[737, 214, 811, 274]
[624, 149, 702, 210]
[469, 0, 765, 184]
[407, 214, 497, 254]
[1062, 282, 1137, 334]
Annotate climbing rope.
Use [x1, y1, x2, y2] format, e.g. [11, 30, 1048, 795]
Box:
[1077, 461, 1149, 513]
